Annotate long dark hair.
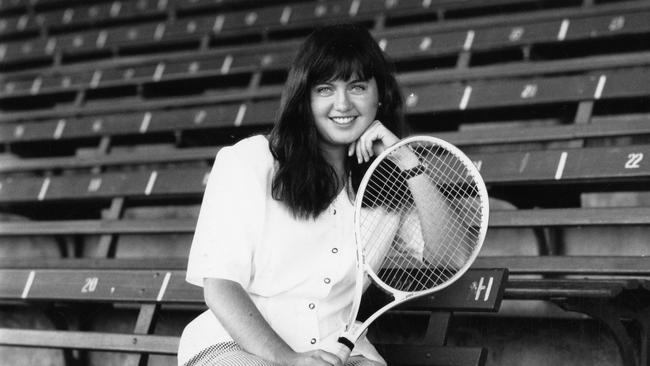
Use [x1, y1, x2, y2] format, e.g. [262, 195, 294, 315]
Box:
[269, 23, 405, 219]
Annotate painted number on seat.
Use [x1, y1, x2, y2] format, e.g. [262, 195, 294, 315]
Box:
[608, 16, 625, 32]
[625, 153, 643, 169]
[82, 277, 99, 293]
[473, 276, 494, 301]
[521, 84, 538, 99]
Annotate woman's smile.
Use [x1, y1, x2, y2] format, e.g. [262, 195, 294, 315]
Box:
[329, 115, 358, 125]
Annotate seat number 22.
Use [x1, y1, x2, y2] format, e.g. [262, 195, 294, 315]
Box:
[625, 153, 643, 169]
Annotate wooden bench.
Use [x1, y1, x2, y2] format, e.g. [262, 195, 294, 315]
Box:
[4, 1, 650, 101]
[2, 63, 650, 155]
[0, 261, 507, 366]
[3, 0, 648, 71]
[1, 141, 649, 364]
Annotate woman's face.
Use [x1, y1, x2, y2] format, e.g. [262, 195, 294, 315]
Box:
[310, 76, 379, 150]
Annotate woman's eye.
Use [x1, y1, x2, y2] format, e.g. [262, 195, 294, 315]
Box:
[350, 84, 367, 93]
[315, 86, 334, 96]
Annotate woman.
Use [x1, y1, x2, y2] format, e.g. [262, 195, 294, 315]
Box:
[178, 23, 418, 366]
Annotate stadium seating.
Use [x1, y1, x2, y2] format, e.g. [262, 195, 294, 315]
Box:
[2, 0, 650, 365]
[0, 262, 507, 366]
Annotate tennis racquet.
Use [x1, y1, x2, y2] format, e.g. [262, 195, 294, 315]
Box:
[334, 135, 489, 362]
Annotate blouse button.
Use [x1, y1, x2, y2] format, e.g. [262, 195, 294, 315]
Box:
[310, 338, 317, 345]
[332, 208, 337, 215]
[324, 277, 331, 284]
[308, 303, 315, 309]
[331, 248, 338, 254]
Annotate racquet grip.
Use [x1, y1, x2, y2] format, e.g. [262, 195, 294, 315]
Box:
[333, 339, 353, 364]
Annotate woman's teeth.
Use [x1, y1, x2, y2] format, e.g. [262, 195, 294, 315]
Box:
[330, 116, 356, 124]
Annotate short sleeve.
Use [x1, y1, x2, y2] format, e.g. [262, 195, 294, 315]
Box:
[185, 146, 266, 289]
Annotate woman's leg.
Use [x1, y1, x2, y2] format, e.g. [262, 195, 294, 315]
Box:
[183, 342, 277, 366]
[345, 356, 386, 366]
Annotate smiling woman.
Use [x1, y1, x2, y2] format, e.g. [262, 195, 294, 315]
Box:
[310, 77, 379, 155]
[178, 23, 406, 366]
[269, 23, 405, 219]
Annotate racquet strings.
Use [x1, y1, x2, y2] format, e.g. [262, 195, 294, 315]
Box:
[359, 142, 484, 293]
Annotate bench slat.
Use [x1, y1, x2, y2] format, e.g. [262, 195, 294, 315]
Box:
[475, 256, 650, 275]
[1, 206, 649, 236]
[0, 328, 486, 366]
[378, 344, 486, 366]
[0, 329, 179, 354]
[0, 268, 506, 312]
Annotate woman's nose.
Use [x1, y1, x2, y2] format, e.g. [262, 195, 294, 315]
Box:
[333, 90, 352, 111]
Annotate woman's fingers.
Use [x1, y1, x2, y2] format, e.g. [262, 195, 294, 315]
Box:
[313, 350, 344, 366]
[351, 120, 400, 164]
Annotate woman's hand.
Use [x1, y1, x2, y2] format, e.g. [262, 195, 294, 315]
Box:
[348, 120, 419, 169]
[285, 349, 343, 366]
[348, 120, 399, 164]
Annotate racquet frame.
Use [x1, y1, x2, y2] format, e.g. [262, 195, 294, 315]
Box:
[337, 135, 489, 350]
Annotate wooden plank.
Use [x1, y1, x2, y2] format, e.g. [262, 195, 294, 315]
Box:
[402, 82, 465, 113]
[400, 268, 507, 312]
[434, 116, 650, 146]
[152, 168, 210, 195]
[383, 31, 467, 59]
[601, 68, 650, 99]
[490, 207, 650, 227]
[504, 279, 639, 299]
[57, 30, 102, 53]
[468, 74, 598, 109]
[565, 11, 650, 40]
[0, 329, 179, 354]
[218, 6, 284, 33]
[0, 257, 189, 270]
[159, 18, 210, 43]
[378, 344, 486, 366]
[4, 142, 650, 202]
[471, 146, 650, 184]
[7, 120, 58, 141]
[103, 22, 161, 48]
[98, 64, 158, 86]
[241, 99, 279, 127]
[0, 257, 646, 301]
[472, 19, 561, 50]
[0, 328, 487, 366]
[0, 146, 218, 173]
[1, 206, 649, 237]
[0, 268, 504, 310]
[150, 104, 240, 131]
[161, 271, 204, 303]
[289, 1, 353, 25]
[0, 269, 32, 298]
[475, 256, 650, 275]
[0, 218, 196, 235]
[0, 175, 43, 202]
[24, 269, 180, 302]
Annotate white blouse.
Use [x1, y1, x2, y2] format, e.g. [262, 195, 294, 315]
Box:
[178, 135, 385, 365]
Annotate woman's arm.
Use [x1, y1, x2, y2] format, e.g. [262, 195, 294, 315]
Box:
[391, 150, 463, 267]
[351, 122, 462, 267]
[203, 278, 342, 366]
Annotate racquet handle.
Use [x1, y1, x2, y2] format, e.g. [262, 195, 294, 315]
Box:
[333, 339, 353, 364]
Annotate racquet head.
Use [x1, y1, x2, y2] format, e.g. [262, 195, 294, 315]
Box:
[356, 134, 488, 305]
[335, 136, 488, 362]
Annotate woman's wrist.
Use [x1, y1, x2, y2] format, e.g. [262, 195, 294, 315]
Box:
[400, 164, 426, 180]
[270, 347, 298, 365]
[392, 146, 420, 170]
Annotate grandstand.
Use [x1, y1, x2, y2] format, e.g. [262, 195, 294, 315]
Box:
[0, 0, 649, 365]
